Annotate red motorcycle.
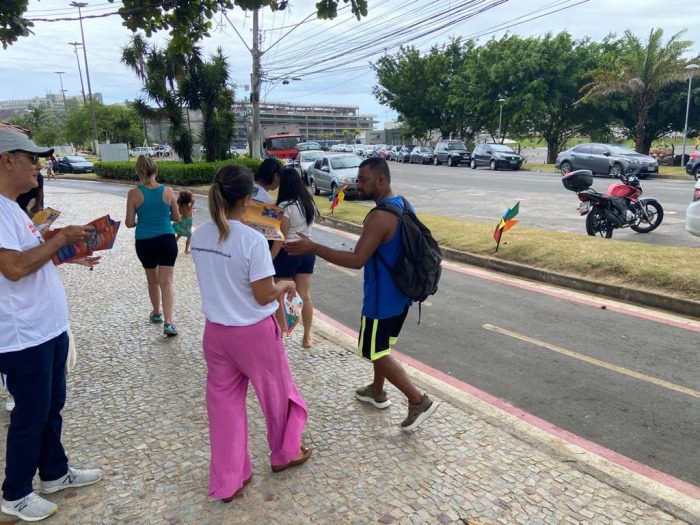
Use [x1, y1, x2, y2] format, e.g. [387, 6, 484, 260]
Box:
[562, 169, 664, 238]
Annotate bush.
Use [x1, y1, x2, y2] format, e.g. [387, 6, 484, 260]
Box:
[94, 157, 263, 186]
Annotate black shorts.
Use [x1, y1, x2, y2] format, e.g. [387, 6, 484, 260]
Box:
[357, 306, 409, 361]
[274, 249, 316, 278]
[135, 234, 178, 269]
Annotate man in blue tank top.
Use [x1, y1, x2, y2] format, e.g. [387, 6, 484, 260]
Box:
[286, 158, 438, 432]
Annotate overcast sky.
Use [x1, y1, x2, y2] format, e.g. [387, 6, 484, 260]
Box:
[1, 0, 697, 127]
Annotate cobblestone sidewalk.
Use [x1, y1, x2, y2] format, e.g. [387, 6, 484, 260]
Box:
[0, 187, 694, 525]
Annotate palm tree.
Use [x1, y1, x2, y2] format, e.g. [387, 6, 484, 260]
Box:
[581, 28, 692, 153]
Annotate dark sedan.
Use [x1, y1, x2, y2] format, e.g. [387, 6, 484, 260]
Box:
[555, 143, 658, 179]
[409, 146, 434, 164]
[685, 155, 700, 180]
[470, 143, 523, 171]
[55, 155, 94, 173]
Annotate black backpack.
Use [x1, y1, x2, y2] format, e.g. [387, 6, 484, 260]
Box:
[371, 197, 442, 321]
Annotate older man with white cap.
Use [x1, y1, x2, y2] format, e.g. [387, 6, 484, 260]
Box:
[0, 127, 103, 522]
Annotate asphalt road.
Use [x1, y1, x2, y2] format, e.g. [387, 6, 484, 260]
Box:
[377, 161, 699, 247]
[51, 179, 700, 488]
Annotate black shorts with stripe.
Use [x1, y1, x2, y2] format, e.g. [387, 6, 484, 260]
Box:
[357, 306, 409, 361]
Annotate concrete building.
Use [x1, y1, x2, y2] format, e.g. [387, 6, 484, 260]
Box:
[0, 93, 103, 117]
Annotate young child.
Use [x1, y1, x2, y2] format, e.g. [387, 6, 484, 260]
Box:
[173, 190, 195, 254]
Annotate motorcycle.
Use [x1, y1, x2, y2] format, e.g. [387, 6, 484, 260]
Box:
[562, 169, 664, 239]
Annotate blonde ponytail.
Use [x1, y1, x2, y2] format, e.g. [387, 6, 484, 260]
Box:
[209, 165, 255, 243]
[135, 155, 157, 185]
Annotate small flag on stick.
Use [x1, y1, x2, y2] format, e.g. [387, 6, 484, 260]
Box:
[329, 185, 347, 213]
[493, 201, 520, 252]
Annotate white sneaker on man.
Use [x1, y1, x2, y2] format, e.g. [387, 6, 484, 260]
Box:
[1, 492, 58, 522]
[39, 467, 103, 494]
[5, 398, 14, 412]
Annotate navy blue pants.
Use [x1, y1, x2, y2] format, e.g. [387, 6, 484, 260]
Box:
[0, 332, 69, 500]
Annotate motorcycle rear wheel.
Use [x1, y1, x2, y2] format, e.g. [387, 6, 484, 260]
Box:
[630, 200, 663, 233]
[585, 209, 614, 238]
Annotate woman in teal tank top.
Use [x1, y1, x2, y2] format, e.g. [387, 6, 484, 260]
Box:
[125, 155, 181, 336]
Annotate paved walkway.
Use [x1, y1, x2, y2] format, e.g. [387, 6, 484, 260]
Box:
[0, 186, 696, 524]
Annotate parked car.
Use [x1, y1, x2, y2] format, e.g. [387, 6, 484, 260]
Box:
[433, 140, 470, 166]
[55, 155, 94, 173]
[396, 145, 413, 163]
[555, 143, 658, 179]
[152, 144, 172, 157]
[293, 149, 324, 185]
[471, 143, 524, 171]
[685, 154, 700, 180]
[296, 141, 321, 152]
[129, 146, 154, 157]
[409, 146, 434, 164]
[307, 153, 362, 198]
[686, 178, 700, 237]
[389, 146, 402, 161]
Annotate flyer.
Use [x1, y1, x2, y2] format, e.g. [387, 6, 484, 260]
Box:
[43, 214, 121, 265]
[242, 201, 285, 241]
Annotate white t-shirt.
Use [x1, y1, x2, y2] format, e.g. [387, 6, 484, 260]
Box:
[0, 195, 69, 353]
[279, 200, 313, 240]
[253, 183, 272, 203]
[191, 219, 278, 326]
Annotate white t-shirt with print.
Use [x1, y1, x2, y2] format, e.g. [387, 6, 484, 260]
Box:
[0, 195, 69, 353]
[279, 200, 314, 240]
[191, 219, 278, 326]
[253, 183, 272, 203]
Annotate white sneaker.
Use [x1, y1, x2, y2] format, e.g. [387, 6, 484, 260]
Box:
[1, 492, 58, 522]
[5, 398, 14, 412]
[39, 467, 103, 494]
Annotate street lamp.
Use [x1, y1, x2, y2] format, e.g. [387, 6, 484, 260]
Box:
[70, 1, 98, 150]
[55, 71, 67, 112]
[497, 97, 506, 142]
[681, 63, 699, 168]
[68, 42, 87, 104]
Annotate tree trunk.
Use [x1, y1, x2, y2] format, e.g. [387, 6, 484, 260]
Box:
[634, 102, 650, 154]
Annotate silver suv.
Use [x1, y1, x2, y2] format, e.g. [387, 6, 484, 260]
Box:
[433, 140, 470, 167]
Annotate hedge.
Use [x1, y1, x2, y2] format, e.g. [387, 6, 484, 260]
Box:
[94, 157, 264, 186]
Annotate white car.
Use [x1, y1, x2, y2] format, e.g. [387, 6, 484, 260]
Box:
[130, 146, 154, 157]
[685, 179, 700, 236]
[293, 149, 324, 185]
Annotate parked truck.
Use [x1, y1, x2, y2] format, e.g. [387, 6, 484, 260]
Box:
[262, 124, 303, 163]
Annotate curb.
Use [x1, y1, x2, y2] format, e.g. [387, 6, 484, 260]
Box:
[315, 215, 700, 319]
[313, 316, 700, 524]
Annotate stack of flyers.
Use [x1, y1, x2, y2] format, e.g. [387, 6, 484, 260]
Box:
[43, 214, 121, 265]
[31, 207, 61, 233]
[243, 201, 285, 240]
[279, 292, 303, 335]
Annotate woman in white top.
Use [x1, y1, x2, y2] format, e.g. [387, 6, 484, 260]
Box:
[191, 165, 310, 503]
[274, 168, 318, 348]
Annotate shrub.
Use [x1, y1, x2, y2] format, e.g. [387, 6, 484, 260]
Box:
[94, 157, 263, 186]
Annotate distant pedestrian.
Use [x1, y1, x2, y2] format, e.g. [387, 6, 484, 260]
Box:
[286, 157, 438, 432]
[274, 168, 318, 347]
[173, 190, 195, 254]
[125, 155, 181, 336]
[0, 128, 103, 522]
[191, 165, 311, 502]
[45, 155, 56, 181]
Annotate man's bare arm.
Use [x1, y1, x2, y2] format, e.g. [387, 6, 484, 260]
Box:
[0, 225, 93, 281]
[288, 210, 396, 269]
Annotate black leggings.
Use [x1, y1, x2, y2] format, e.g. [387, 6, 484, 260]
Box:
[135, 234, 178, 269]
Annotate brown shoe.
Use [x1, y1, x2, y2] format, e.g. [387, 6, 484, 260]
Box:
[401, 394, 438, 432]
[355, 384, 391, 409]
[271, 446, 312, 473]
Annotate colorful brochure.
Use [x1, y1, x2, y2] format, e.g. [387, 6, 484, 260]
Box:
[278, 292, 303, 335]
[43, 214, 121, 265]
[243, 201, 285, 241]
[31, 207, 61, 233]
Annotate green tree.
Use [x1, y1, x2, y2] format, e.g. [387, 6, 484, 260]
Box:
[122, 34, 194, 163]
[10, 108, 66, 146]
[63, 102, 144, 148]
[581, 28, 693, 153]
[0, 0, 31, 49]
[180, 48, 236, 162]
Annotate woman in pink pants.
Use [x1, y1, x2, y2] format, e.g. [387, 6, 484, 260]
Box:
[191, 165, 311, 502]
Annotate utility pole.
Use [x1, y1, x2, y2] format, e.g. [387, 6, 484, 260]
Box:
[55, 71, 68, 112]
[70, 1, 98, 150]
[251, 8, 262, 160]
[68, 41, 87, 104]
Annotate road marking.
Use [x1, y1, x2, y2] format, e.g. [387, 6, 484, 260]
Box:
[325, 262, 356, 277]
[483, 323, 700, 400]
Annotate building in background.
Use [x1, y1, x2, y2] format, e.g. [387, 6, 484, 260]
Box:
[0, 93, 103, 119]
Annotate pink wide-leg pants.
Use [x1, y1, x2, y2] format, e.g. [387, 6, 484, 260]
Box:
[203, 316, 308, 499]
